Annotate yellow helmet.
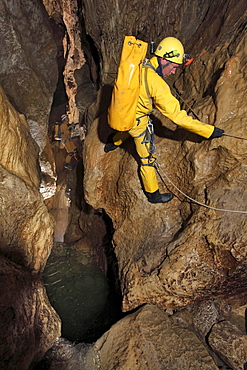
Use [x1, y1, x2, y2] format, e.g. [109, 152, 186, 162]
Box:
[155, 37, 184, 64]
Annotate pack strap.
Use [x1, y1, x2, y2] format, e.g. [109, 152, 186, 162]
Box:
[142, 60, 156, 72]
[143, 65, 153, 106]
[140, 161, 156, 167]
[140, 153, 156, 167]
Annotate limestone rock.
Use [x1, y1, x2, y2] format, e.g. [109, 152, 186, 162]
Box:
[30, 338, 96, 370]
[0, 0, 58, 199]
[0, 85, 40, 189]
[0, 257, 61, 370]
[189, 300, 224, 339]
[208, 320, 247, 370]
[0, 86, 55, 272]
[0, 0, 57, 135]
[43, 0, 96, 125]
[0, 165, 55, 272]
[83, 2, 247, 312]
[84, 110, 247, 312]
[94, 304, 218, 370]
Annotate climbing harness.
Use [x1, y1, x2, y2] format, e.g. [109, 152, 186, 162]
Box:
[133, 111, 157, 169]
[136, 109, 154, 125]
[154, 161, 247, 214]
[135, 110, 156, 156]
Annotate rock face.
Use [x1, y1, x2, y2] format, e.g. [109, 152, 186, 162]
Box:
[0, 82, 61, 370]
[0, 0, 58, 198]
[0, 257, 61, 370]
[0, 1, 61, 369]
[93, 304, 219, 370]
[81, 0, 247, 367]
[43, 0, 97, 126]
[0, 86, 55, 273]
[0, 0, 247, 369]
[83, 0, 247, 313]
[0, 0, 57, 132]
[208, 320, 247, 370]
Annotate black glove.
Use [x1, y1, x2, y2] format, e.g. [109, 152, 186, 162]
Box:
[209, 127, 225, 139]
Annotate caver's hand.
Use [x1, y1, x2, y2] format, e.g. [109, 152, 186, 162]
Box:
[209, 127, 225, 139]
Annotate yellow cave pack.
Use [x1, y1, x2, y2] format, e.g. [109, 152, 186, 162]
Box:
[108, 36, 148, 131]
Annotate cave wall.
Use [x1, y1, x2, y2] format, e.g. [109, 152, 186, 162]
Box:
[0, 0, 246, 368]
[0, 0, 111, 367]
[81, 0, 214, 81]
[0, 1, 61, 368]
[81, 2, 247, 365]
[0, 257, 60, 370]
[0, 0, 59, 199]
[83, 0, 247, 312]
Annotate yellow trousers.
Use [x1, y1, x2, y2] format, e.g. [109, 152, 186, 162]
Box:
[112, 117, 159, 193]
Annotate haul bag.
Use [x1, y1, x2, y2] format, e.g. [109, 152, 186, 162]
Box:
[108, 36, 148, 131]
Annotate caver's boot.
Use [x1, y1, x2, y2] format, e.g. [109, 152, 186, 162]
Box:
[104, 133, 119, 153]
[145, 189, 174, 204]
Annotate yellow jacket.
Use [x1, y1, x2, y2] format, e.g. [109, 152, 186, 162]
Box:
[137, 57, 214, 139]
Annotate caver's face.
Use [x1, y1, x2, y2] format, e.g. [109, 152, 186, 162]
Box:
[160, 58, 179, 77]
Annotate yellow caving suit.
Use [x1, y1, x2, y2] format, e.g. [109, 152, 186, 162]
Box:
[111, 56, 214, 193]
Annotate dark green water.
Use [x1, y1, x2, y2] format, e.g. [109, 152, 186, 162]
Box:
[43, 243, 122, 343]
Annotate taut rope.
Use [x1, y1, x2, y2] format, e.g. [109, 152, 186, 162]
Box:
[173, 87, 247, 141]
[155, 162, 247, 214]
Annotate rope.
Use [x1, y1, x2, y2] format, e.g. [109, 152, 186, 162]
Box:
[171, 86, 202, 121]
[172, 87, 247, 141]
[154, 161, 247, 214]
[223, 133, 247, 141]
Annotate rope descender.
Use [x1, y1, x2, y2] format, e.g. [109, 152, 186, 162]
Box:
[141, 118, 156, 155]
